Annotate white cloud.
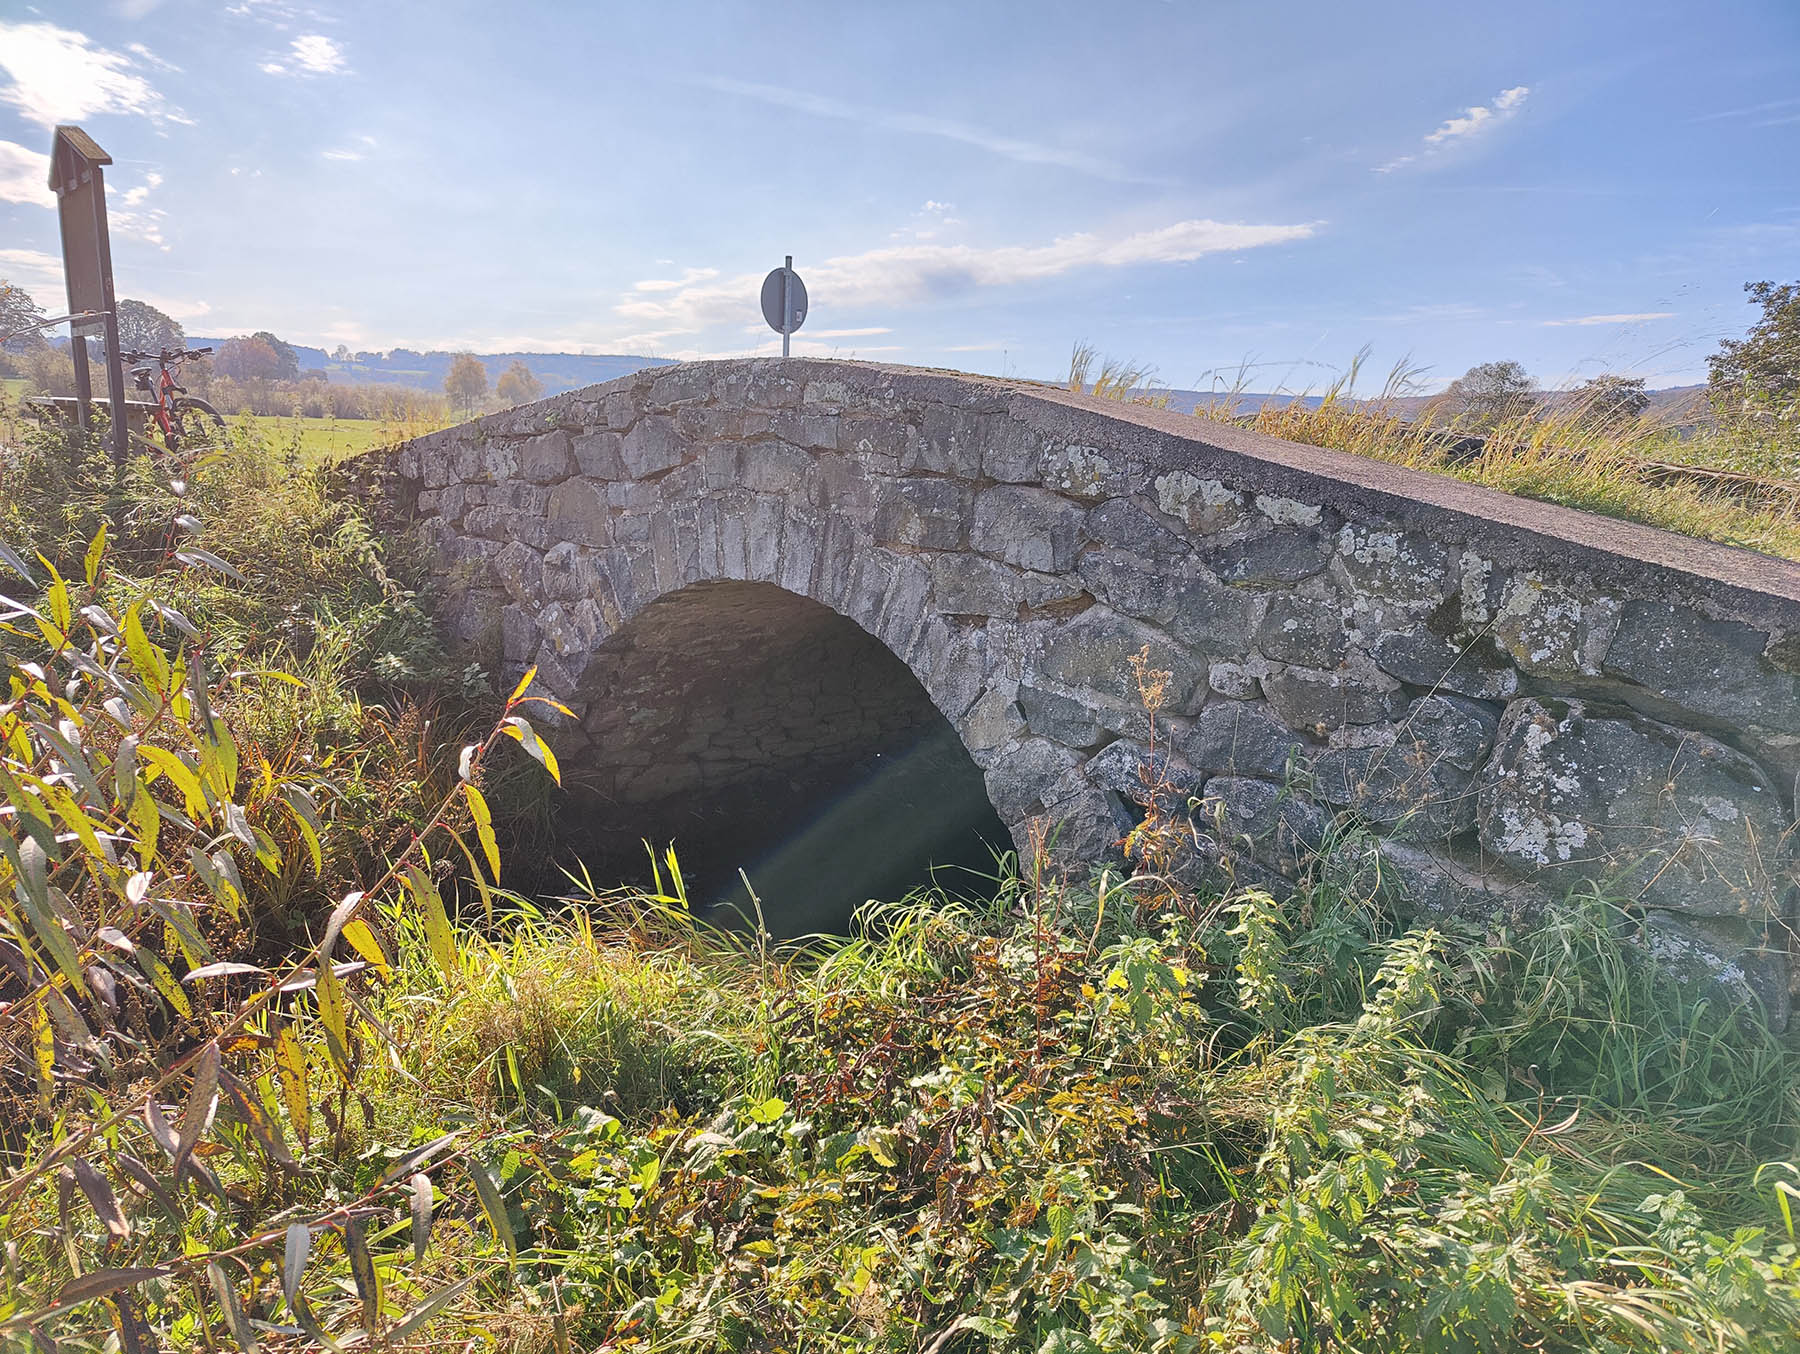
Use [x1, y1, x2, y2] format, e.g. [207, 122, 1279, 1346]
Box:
[0, 248, 64, 307]
[0, 22, 189, 128]
[0, 139, 53, 208]
[1376, 85, 1530, 172]
[633, 267, 720, 293]
[811, 327, 892, 338]
[695, 77, 1166, 184]
[121, 171, 163, 206]
[1542, 312, 1675, 327]
[263, 34, 347, 77]
[614, 217, 1318, 341]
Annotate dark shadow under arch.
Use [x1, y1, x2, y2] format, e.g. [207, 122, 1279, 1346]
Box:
[542, 580, 1011, 935]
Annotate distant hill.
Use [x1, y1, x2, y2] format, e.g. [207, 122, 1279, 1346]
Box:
[186, 340, 677, 397]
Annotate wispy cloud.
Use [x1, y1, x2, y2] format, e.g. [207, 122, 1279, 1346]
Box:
[0, 139, 52, 208]
[694, 76, 1166, 184]
[1692, 95, 1800, 126]
[111, 169, 170, 248]
[1542, 312, 1675, 327]
[0, 22, 190, 128]
[1376, 85, 1530, 173]
[322, 134, 378, 161]
[263, 34, 348, 76]
[610, 216, 1318, 347]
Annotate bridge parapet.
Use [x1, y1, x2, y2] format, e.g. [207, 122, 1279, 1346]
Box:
[385, 358, 1800, 1026]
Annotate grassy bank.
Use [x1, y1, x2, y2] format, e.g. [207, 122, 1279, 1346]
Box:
[1180, 361, 1800, 562]
[3, 425, 1800, 1353]
[0, 381, 445, 464]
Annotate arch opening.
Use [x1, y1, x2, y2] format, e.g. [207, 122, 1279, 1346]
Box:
[542, 580, 1012, 935]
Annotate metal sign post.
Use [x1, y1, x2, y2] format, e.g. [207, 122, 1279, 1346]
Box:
[760, 256, 808, 357]
[49, 125, 127, 463]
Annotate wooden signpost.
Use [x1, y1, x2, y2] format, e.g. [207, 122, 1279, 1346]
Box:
[49, 125, 128, 463]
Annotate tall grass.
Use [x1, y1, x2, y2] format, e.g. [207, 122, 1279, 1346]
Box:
[1196, 349, 1800, 560]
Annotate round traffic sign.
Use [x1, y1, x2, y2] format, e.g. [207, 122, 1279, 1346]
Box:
[760, 265, 808, 335]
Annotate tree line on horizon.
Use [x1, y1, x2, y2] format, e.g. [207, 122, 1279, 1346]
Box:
[0, 292, 552, 423]
[4, 279, 1797, 446]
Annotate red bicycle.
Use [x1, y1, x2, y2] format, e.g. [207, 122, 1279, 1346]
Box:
[122, 345, 227, 455]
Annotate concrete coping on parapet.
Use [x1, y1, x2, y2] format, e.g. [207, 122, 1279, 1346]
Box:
[403, 356, 1800, 628]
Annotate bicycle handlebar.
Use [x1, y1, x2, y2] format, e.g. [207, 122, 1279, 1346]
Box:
[120, 346, 214, 364]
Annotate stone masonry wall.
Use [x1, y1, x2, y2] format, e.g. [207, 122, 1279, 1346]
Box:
[384, 358, 1800, 1027]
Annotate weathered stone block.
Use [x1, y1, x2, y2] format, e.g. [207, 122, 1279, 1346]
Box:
[1491, 573, 1616, 675]
[960, 685, 1026, 753]
[1372, 629, 1518, 701]
[1152, 471, 1248, 535]
[518, 431, 576, 483]
[1644, 912, 1790, 1029]
[1195, 776, 1331, 874]
[493, 539, 544, 604]
[873, 478, 973, 549]
[542, 541, 600, 603]
[1345, 837, 1546, 927]
[538, 597, 608, 674]
[473, 441, 517, 481]
[1083, 739, 1191, 820]
[1602, 601, 1800, 769]
[1085, 497, 1192, 561]
[1258, 593, 1349, 666]
[1077, 550, 1261, 657]
[1477, 697, 1794, 919]
[1311, 693, 1494, 843]
[841, 415, 912, 472]
[912, 405, 984, 477]
[741, 441, 815, 494]
[1205, 526, 1333, 585]
[1018, 684, 1104, 748]
[621, 417, 687, 477]
[461, 505, 515, 542]
[1042, 443, 1129, 501]
[1034, 608, 1207, 716]
[1333, 524, 1451, 607]
[500, 603, 539, 664]
[972, 486, 1086, 572]
[1180, 700, 1316, 781]
[983, 737, 1085, 821]
[571, 431, 625, 479]
[932, 554, 1026, 617]
[603, 392, 636, 430]
[979, 415, 1042, 481]
[1262, 659, 1407, 732]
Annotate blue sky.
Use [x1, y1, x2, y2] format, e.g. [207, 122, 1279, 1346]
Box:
[2, 0, 1796, 390]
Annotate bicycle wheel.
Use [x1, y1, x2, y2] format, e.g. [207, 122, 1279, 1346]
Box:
[168, 397, 227, 456]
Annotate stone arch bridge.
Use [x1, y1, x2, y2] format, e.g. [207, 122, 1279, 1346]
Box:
[379, 359, 1800, 1026]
